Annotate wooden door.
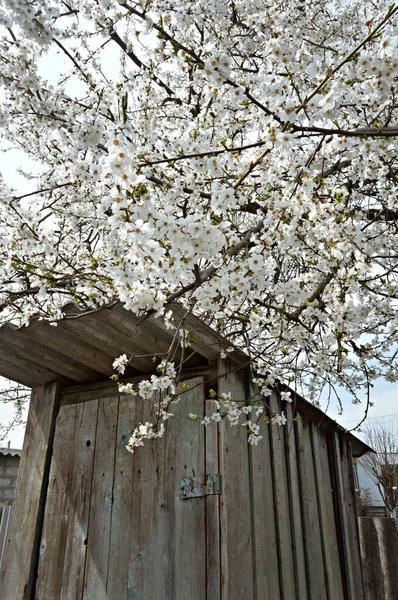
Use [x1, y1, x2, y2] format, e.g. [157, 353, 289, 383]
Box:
[35, 376, 214, 600]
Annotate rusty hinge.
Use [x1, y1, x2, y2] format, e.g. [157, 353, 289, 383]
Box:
[180, 474, 221, 499]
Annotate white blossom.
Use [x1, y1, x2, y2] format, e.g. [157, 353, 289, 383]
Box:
[1, 0, 398, 449]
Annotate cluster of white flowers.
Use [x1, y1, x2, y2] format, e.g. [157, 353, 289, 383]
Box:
[1, 0, 398, 433]
[112, 354, 129, 375]
[125, 422, 165, 454]
[280, 391, 292, 403]
[196, 388, 291, 446]
[272, 412, 288, 427]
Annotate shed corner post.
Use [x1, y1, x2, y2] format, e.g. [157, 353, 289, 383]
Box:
[0, 382, 60, 600]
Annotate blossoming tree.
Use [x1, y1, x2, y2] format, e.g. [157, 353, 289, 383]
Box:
[1, 0, 398, 446]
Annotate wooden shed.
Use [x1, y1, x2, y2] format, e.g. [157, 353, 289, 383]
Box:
[0, 302, 370, 600]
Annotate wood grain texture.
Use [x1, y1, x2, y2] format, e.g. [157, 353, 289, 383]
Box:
[218, 360, 254, 600]
[0, 325, 100, 382]
[127, 377, 206, 600]
[18, 318, 114, 375]
[296, 414, 327, 599]
[250, 388, 280, 600]
[284, 402, 308, 600]
[59, 313, 153, 374]
[340, 440, 364, 600]
[0, 383, 60, 600]
[125, 395, 171, 600]
[60, 399, 99, 600]
[311, 424, 345, 600]
[205, 398, 221, 600]
[269, 393, 295, 600]
[83, 396, 119, 600]
[166, 377, 207, 600]
[0, 349, 68, 387]
[106, 394, 138, 600]
[331, 433, 356, 600]
[35, 403, 78, 600]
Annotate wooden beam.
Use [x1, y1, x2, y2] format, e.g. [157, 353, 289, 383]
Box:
[0, 348, 69, 387]
[0, 325, 102, 383]
[60, 366, 217, 405]
[0, 383, 60, 600]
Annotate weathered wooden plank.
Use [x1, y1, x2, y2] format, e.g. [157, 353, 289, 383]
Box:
[311, 424, 345, 600]
[60, 367, 216, 405]
[60, 399, 99, 599]
[284, 402, 307, 600]
[0, 349, 68, 387]
[170, 303, 249, 366]
[94, 305, 172, 356]
[250, 387, 281, 600]
[106, 394, 137, 600]
[125, 392, 171, 600]
[83, 396, 119, 599]
[341, 440, 364, 599]
[0, 325, 101, 382]
[331, 433, 356, 600]
[296, 413, 327, 599]
[0, 383, 60, 600]
[269, 393, 296, 600]
[127, 377, 206, 600]
[62, 306, 156, 373]
[35, 403, 78, 600]
[164, 376, 206, 600]
[98, 302, 174, 356]
[205, 398, 221, 600]
[218, 360, 254, 599]
[17, 319, 115, 376]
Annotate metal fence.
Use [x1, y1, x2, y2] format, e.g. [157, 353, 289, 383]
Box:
[0, 504, 12, 571]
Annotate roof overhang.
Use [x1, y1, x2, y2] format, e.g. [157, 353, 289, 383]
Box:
[0, 301, 371, 457]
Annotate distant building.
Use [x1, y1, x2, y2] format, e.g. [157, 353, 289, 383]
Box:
[0, 445, 22, 506]
[355, 456, 398, 517]
[0, 445, 22, 571]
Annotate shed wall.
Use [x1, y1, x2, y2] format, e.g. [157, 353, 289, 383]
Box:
[1, 365, 364, 600]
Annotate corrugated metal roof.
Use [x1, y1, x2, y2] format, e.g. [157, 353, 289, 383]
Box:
[0, 448, 22, 457]
[0, 301, 371, 457]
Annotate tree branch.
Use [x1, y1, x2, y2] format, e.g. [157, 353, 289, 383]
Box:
[109, 28, 178, 98]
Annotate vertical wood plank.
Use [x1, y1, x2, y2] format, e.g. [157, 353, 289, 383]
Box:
[165, 377, 206, 600]
[60, 399, 99, 599]
[0, 383, 59, 600]
[284, 402, 308, 600]
[331, 433, 356, 600]
[106, 394, 139, 600]
[269, 393, 295, 600]
[126, 393, 170, 600]
[250, 387, 280, 600]
[35, 403, 78, 599]
[205, 398, 221, 600]
[83, 396, 119, 600]
[312, 425, 346, 600]
[296, 414, 327, 599]
[340, 440, 364, 600]
[218, 360, 254, 599]
[127, 377, 206, 600]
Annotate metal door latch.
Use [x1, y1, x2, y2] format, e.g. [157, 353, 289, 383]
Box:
[180, 474, 221, 499]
